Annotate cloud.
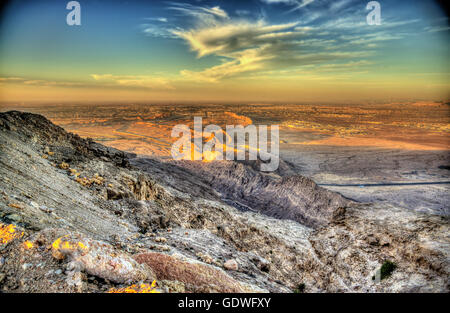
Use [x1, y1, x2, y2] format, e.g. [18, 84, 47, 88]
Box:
[139, 1, 426, 83]
[171, 18, 319, 82]
[168, 2, 229, 26]
[347, 33, 403, 45]
[259, 0, 315, 12]
[424, 26, 450, 33]
[169, 2, 377, 83]
[141, 24, 177, 38]
[181, 45, 274, 82]
[0, 76, 84, 87]
[0, 75, 175, 90]
[0, 77, 24, 82]
[91, 74, 174, 90]
[173, 15, 375, 82]
[144, 17, 168, 23]
[260, 0, 314, 8]
[172, 21, 301, 57]
[141, 3, 230, 38]
[202, 6, 229, 19]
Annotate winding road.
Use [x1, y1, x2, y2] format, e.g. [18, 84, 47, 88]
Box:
[318, 181, 450, 187]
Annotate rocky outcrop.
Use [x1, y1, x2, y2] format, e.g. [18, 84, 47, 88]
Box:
[133, 159, 350, 228]
[134, 252, 247, 293]
[50, 231, 155, 284]
[310, 204, 450, 292]
[0, 111, 448, 293]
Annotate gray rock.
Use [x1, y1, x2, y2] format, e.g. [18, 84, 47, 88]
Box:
[39, 206, 54, 213]
[224, 259, 239, 271]
[7, 214, 22, 222]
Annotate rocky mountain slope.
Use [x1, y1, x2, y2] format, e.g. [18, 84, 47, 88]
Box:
[0, 111, 448, 293]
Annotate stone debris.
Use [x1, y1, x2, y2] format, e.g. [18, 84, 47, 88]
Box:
[196, 252, 214, 264]
[223, 259, 239, 271]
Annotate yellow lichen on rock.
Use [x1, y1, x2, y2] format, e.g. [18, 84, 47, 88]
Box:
[75, 177, 92, 187]
[59, 162, 70, 170]
[23, 240, 34, 249]
[75, 174, 105, 187]
[108, 281, 159, 293]
[90, 174, 105, 185]
[51, 235, 89, 259]
[50, 232, 154, 284]
[69, 168, 81, 177]
[0, 223, 24, 246]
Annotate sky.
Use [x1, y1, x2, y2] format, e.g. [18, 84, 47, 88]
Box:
[0, 0, 449, 103]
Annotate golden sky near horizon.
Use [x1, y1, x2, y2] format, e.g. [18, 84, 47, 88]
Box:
[0, 0, 449, 104]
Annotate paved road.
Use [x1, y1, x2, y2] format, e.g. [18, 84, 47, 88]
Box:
[318, 181, 450, 187]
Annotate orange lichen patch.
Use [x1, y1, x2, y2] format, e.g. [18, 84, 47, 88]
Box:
[0, 223, 24, 246]
[42, 154, 49, 159]
[134, 252, 245, 293]
[23, 240, 34, 249]
[8, 203, 23, 210]
[47, 151, 55, 156]
[59, 162, 70, 170]
[51, 235, 89, 259]
[107, 281, 159, 293]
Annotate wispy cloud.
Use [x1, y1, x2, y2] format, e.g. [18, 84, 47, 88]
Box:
[172, 19, 314, 82]
[172, 21, 301, 57]
[168, 2, 229, 26]
[91, 74, 174, 90]
[181, 45, 274, 82]
[260, 0, 315, 10]
[0, 75, 175, 91]
[165, 1, 387, 82]
[144, 17, 168, 23]
[424, 25, 450, 33]
[0, 76, 84, 87]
